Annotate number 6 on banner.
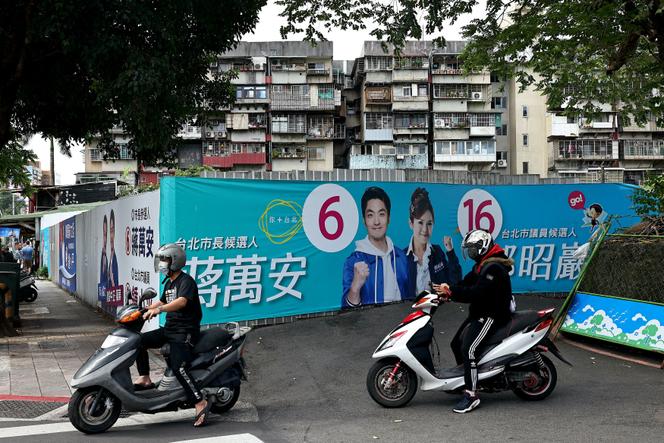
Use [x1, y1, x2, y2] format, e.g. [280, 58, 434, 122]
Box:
[457, 189, 503, 239]
[303, 184, 359, 253]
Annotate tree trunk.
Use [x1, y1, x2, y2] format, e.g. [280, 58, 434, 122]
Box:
[50, 137, 55, 185]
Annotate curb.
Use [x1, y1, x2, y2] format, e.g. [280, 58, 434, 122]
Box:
[0, 395, 70, 402]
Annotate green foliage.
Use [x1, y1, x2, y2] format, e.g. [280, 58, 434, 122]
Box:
[117, 183, 160, 198]
[280, 1, 664, 123]
[174, 166, 215, 177]
[0, 191, 26, 217]
[0, 139, 36, 191]
[631, 174, 664, 217]
[36, 266, 48, 279]
[1, 0, 266, 183]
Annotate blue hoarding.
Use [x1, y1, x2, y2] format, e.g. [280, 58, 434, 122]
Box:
[160, 177, 637, 324]
[59, 217, 76, 292]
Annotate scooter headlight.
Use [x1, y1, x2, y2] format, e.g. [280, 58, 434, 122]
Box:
[101, 335, 128, 349]
[378, 331, 407, 351]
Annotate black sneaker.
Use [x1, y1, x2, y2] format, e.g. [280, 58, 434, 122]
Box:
[453, 392, 480, 413]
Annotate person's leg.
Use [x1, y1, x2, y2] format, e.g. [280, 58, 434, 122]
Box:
[168, 339, 209, 426]
[454, 317, 495, 413]
[135, 328, 165, 385]
[450, 318, 470, 366]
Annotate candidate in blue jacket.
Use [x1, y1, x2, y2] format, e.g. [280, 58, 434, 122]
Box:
[404, 187, 462, 298]
[342, 186, 410, 307]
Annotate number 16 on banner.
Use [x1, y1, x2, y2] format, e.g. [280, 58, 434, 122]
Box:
[303, 184, 359, 253]
[457, 189, 503, 239]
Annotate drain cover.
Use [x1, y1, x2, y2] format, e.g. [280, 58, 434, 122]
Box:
[38, 340, 72, 351]
[0, 400, 66, 419]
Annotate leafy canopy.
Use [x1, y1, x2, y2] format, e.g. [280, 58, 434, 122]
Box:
[279, 0, 664, 124]
[1, 0, 266, 188]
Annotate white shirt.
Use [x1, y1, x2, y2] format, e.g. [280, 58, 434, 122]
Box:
[408, 238, 432, 294]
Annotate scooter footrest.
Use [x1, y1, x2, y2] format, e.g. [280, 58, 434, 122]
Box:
[438, 365, 465, 378]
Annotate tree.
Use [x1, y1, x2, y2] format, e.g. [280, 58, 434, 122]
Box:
[0, 191, 26, 217]
[1, 0, 266, 187]
[279, 0, 664, 124]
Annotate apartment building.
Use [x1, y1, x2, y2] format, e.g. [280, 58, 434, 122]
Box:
[346, 41, 506, 171]
[79, 125, 138, 185]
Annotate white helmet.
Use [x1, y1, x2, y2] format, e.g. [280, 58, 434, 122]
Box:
[462, 229, 494, 262]
[154, 243, 186, 274]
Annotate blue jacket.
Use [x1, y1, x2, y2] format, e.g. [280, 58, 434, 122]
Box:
[405, 242, 462, 297]
[342, 237, 410, 307]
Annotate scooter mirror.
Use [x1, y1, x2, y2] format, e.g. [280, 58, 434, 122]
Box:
[140, 287, 157, 305]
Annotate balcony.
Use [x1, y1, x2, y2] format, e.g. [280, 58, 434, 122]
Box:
[272, 146, 307, 159]
[308, 124, 335, 139]
[307, 68, 330, 76]
[203, 152, 266, 168]
[392, 70, 428, 82]
[349, 154, 428, 169]
[557, 140, 613, 160]
[434, 140, 496, 163]
[623, 140, 664, 159]
[364, 128, 393, 141]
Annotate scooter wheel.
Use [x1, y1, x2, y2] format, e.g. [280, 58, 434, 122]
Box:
[210, 385, 240, 414]
[367, 359, 417, 408]
[68, 387, 122, 434]
[23, 288, 38, 303]
[511, 355, 558, 401]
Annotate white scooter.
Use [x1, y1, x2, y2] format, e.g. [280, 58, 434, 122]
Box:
[367, 291, 572, 408]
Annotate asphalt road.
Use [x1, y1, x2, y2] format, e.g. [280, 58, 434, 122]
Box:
[3, 294, 663, 442]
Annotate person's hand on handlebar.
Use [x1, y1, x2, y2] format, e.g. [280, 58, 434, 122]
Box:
[432, 283, 452, 301]
[143, 306, 161, 320]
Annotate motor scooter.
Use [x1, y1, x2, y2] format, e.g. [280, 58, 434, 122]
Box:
[68, 288, 250, 434]
[367, 291, 572, 408]
[19, 270, 38, 303]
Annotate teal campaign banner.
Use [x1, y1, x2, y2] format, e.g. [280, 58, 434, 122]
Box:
[562, 292, 664, 353]
[159, 177, 637, 324]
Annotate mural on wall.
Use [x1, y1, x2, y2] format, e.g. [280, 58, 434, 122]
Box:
[59, 217, 76, 292]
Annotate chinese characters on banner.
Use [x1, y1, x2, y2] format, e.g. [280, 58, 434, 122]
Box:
[58, 217, 76, 291]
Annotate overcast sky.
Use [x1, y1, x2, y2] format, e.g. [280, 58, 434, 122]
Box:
[28, 0, 484, 185]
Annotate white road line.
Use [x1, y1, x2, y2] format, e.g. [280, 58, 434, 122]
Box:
[172, 435, 264, 443]
[0, 401, 259, 439]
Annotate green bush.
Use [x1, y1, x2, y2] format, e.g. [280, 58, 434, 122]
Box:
[36, 266, 48, 278]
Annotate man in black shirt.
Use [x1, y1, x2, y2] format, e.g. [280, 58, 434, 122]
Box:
[134, 243, 210, 427]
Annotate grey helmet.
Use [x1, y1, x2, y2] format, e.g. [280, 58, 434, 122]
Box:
[154, 243, 187, 273]
[462, 229, 494, 262]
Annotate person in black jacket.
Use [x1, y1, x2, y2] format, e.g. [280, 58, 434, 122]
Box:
[404, 187, 462, 299]
[434, 229, 514, 414]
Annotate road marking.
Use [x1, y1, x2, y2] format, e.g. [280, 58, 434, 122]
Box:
[172, 435, 264, 443]
[0, 401, 259, 438]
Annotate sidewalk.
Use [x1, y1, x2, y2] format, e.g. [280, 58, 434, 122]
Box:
[0, 279, 166, 401]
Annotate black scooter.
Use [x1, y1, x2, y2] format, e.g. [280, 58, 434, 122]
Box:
[19, 270, 38, 303]
[68, 288, 250, 434]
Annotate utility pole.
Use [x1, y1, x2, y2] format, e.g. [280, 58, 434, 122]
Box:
[49, 137, 55, 185]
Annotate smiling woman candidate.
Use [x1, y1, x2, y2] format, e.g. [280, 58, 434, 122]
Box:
[342, 186, 410, 308]
[405, 187, 462, 297]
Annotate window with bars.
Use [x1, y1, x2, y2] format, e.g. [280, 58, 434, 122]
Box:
[308, 116, 334, 138]
[365, 56, 393, 71]
[434, 140, 496, 155]
[205, 141, 229, 156]
[558, 139, 613, 158]
[434, 113, 468, 128]
[491, 97, 507, 109]
[118, 145, 133, 160]
[235, 85, 268, 99]
[366, 113, 393, 130]
[433, 84, 469, 99]
[351, 145, 375, 155]
[89, 149, 102, 161]
[272, 114, 306, 133]
[394, 57, 428, 69]
[395, 144, 427, 155]
[248, 114, 266, 128]
[469, 114, 495, 127]
[394, 113, 427, 129]
[308, 146, 326, 160]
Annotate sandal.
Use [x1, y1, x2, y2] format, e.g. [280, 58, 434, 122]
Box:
[133, 382, 156, 391]
[193, 400, 212, 427]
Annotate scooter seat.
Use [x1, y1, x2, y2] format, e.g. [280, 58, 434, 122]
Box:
[193, 328, 233, 354]
[481, 310, 543, 347]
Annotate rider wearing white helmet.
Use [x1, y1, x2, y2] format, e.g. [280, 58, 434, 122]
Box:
[433, 229, 515, 414]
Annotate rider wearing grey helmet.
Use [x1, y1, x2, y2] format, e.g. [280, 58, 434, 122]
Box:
[134, 243, 210, 427]
[433, 229, 515, 414]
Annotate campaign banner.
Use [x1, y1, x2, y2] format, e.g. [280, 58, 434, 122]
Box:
[59, 216, 76, 291]
[0, 227, 20, 238]
[562, 292, 664, 352]
[41, 228, 50, 276]
[160, 178, 638, 324]
[90, 192, 160, 313]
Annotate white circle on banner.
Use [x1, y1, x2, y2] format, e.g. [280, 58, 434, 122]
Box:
[302, 184, 359, 253]
[457, 189, 503, 239]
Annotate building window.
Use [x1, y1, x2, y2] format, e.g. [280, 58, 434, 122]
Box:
[365, 113, 393, 130]
[522, 134, 529, 146]
[491, 97, 507, 109]
[272, 114, 306, 133]
[566, 115, 577, 124]
[418, 84, 428, 97]
[402, 85, 412, 97]
[236, 85, 267, 99]
[522, 162, 529, 174]
[469, 114, 494, 127]
[496, 151, 507, 161]
[308, 147, 326, 160]
[394, 113, 427, 129]
[248, 114, 266, 128]
[365, 56, 393, 71]
[433, 84, 470, 99]
[522, 106, 528, 118]
[89, 149, 102, 161]
[496, 124, 508, 136]
[490, 72, 500, 83]
[434, 113, 468, 128]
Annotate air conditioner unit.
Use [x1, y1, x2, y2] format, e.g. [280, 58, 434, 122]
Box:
[206, 132, 213, 137]
[497, 159, 508, 168]
[471, 92, 483, 100]
[434, 118, 446, 128]
[217, 131, 226, 137]
[396, 154, 405, 160]
[254, 64, 263, 70]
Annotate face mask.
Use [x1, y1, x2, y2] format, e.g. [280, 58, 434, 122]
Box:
[158, 261, 170, 276]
